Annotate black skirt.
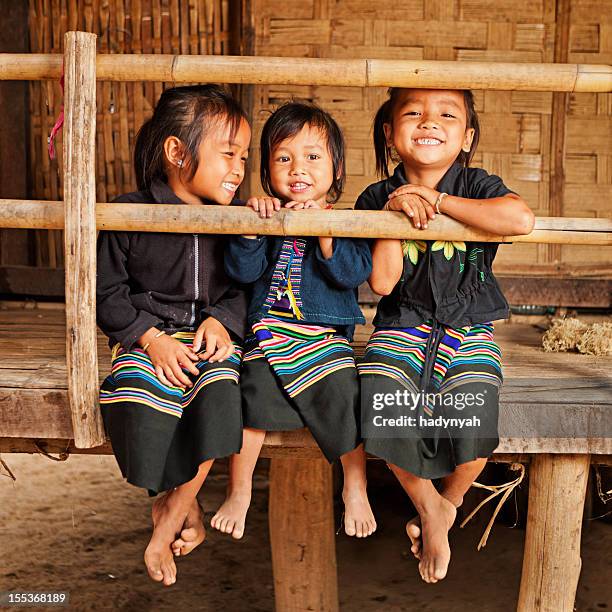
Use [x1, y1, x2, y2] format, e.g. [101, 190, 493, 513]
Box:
[100, 332, 243, 494]
[358, 322, 501, 479]
[241, 317, 360, 463]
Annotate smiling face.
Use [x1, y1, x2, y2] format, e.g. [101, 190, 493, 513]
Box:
[384, 89, 474, 172]
[169, 115, 251, 205]
[268, 124, 335, 205]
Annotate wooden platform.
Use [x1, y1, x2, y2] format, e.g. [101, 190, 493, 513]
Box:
[0, 303, 609, 456]
[0, 302, 610, 612]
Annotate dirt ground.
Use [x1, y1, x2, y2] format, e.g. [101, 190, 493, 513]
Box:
[1, 453, 610, 612]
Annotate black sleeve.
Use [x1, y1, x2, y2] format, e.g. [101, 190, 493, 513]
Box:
[202, 284, 249, 342]
[467, 168, 516, 200]
[355, 186, 383, 211]
[96, 230, 163, 350]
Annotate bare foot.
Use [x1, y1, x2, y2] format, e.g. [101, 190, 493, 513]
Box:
[210, 487, 251, 539]
[417, 496, 457, 583]
[343, 486, 377, 538]
[171, 498, 206, 557]
[145, 491, 189, 586]
[406, 493, 462, 561]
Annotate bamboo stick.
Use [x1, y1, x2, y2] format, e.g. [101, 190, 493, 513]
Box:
[62, 32, 106, 449]
[0, 53, 610, 92]
[0, 199, 610, 245]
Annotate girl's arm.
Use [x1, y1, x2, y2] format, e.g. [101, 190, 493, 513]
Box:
[97, 231, 165, 350]
[387, 185, 535, 236]
[224, 235, 269, 284]
[315, 237, 372, 289]
[368, 239, 403, 296]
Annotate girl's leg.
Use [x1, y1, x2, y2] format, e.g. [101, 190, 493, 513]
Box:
[406, 457, 487, 560]
[388, 463, 457, 583]
[340, 444, 377, 538]
[210, 427, 267, 539]
[145, 458, 215, 586]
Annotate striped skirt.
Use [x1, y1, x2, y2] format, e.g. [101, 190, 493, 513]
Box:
[100, 332, 243, 494]
[358, 322, 502, 479]
[241, 317, 360, 462]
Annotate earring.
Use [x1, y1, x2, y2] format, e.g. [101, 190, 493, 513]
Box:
[177, 159, 184, 168]
[389, 144, 401, 163]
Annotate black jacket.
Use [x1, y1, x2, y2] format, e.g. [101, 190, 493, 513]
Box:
[96, 179, 248, 349]
[356, 163, 514, 328]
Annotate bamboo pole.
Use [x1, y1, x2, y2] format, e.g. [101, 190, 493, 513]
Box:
[0, 53, 610, 92]
[62, 32, 105, 449]
[517, 454, 591, 612]
[0, 200, 610, 245]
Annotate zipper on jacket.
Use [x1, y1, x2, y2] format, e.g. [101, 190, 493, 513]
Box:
[190, 234, 199, 327]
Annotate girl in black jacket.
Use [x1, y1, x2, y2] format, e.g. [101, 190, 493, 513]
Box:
[97, 85, 251, 586]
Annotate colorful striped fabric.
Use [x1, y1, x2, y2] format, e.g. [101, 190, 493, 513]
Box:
[100, 331, 242, 418]
[358, 323, 502, 417]
[251, 317, 356, 398]
[263, 238, 306, 312]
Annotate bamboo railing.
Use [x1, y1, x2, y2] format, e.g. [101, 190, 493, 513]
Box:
[0, 33, 611, 449]
[0, 200, 610, 246]
[1, 53, 611, 91]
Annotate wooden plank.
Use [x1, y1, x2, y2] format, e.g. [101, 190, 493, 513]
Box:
[269, 457, 339, 612]
[0, 265, 64, 297]
[360, 277, 612, 307]
[498, 277, 611, 307]
[2, 387, 610, 452]
[62, 31, 105, 448]
[518, 454, 591, 612]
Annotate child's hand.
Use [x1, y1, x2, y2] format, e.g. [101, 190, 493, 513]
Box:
[145, 333, 200, 389]
[193, 316, 235, 363]
[285, 200, 328, 210]
[385, 186, 436, 229]
[247, 196, 282, 219]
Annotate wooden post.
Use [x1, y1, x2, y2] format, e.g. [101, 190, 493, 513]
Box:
[63, 31, 105, 448]
[518, 454, 591, 612]
[269, 457, 339, 612]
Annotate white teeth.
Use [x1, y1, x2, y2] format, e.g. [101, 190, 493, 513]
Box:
[416, 138, 442, 145]
[291, 182, 310, 190]
[222, 182, 238, 192]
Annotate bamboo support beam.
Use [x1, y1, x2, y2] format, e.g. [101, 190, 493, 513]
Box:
[62, 32, 105, 449]
[0, 53, 610, 92]
[0, 200, 610, 246]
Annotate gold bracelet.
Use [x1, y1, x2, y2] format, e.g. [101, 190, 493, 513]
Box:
[142, 330, 166, 353]
[435, 192, 448, 214]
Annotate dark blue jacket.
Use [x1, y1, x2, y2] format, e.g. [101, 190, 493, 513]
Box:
[225, 235, 372, 340]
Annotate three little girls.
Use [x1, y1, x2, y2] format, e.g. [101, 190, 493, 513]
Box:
[97, 84, 533, 587]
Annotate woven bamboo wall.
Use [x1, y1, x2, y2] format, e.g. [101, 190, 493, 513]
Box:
[246, 0, 612, 277]
[27, 0, 233, 268]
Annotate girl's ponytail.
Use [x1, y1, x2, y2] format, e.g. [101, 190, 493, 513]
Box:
[373, 99, 392, 179]
[134, 118, 157, 191]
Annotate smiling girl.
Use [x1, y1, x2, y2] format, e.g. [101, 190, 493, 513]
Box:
[356, 88, 534, 584]
[213, 102, 376, 540]
[97, 85, 251, 586]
